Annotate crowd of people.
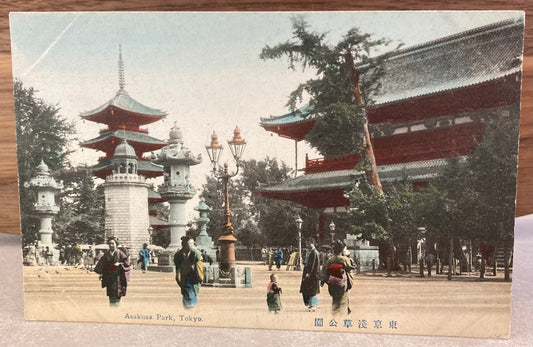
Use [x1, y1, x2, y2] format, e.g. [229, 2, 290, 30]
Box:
[24, 242, 97, 268]
[27, 234, 355, 314]
[267, 238, 355, 315]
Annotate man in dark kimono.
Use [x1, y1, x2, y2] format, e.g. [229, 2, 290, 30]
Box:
[94, 237, 131, 307]
[300, 238, 321, 311]
[174, 236, 204, 309]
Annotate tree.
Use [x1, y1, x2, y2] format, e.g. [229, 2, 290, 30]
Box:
[14, 79, 75, 245]
[261, 16, 401, 271]
[348, 180, 421, 271]
[239, 158, 318, 247]
[197, 158, 317, 248]
[53, 166, 105, 247]
[199, 167, 247, 244]
[457, 112, 519, 280]
[416, 111, 520, 280]
[260, 16, 394, 191]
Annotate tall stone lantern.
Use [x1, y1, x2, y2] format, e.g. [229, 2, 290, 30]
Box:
[194, 197, 216, 261]
[152, 123, 201, 250]
[25, 160, 63, 247]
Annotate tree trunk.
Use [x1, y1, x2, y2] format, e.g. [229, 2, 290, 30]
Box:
[447, 236, 454, 281]
[504, 239, 511, 281]
[344, 52, 383, 194]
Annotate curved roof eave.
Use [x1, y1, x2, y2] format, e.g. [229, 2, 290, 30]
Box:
[80, 92, 167, 118]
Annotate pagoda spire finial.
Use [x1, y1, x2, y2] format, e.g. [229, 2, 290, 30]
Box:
[118, 44, 126, 93]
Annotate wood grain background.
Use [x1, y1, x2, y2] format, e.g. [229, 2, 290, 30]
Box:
[0, 1, 531, 235]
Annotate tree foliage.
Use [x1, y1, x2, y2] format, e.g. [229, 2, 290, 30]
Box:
[347, 180, 421, 250]
[53, 166, 105, 247]
[14, 79, 75, 245]
[260, 16, 391, 157]
[197, 158, 317, 248]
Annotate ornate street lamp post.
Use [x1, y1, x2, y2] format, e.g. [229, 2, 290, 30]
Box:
[295, 215, 303, 271]
[205, 126, 246, 274]
[329, 221, 336, 244]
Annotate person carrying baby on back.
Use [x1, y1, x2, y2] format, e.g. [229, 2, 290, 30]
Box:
[266, 273, 282, 314]
[320, 240, 355, 315]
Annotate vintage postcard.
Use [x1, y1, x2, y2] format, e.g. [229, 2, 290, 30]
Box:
[10, 11, 525, 338]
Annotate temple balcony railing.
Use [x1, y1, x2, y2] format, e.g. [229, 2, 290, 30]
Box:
[99, 126, 149, 134]
[105, 173, 147, 183]
[305, 154, 361, 174]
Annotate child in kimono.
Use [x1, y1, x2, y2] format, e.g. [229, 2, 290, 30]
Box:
[267, 273, 282, 313]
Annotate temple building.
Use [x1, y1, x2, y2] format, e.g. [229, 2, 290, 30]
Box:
[257, 19, 524, 236]
[80, 47, 167, 252]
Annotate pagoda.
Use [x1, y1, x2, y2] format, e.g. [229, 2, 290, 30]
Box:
[80, 46, 166, 180]
[80, 46, 167, 252]
[257, 18, 524, 234]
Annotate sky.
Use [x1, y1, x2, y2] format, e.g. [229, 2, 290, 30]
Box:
[9, 11, 523, 217]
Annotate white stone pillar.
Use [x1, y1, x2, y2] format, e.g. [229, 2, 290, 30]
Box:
[39, 217, 53, 246]
[168, 200, 187, 249]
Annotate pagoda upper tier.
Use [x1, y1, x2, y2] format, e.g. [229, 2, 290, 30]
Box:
[260, 18, 523, 140]
[80, 46, 166, 179]
[80, 90, 166, 128]
[81, 130, 166, 159]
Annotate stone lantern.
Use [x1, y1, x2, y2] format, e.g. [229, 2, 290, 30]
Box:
[25, 160, 63, 248]
[152, 123, 201, 250]
[194, 197, 216, 261]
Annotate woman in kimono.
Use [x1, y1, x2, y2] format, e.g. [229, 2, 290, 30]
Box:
[138, 243, 150, 273]
[274, 249, 283, 270]
[94, 237, 131, 306]
[174, 236, 204, 309]
[300, 238, 321, 311]
[320, 240, 355, 315]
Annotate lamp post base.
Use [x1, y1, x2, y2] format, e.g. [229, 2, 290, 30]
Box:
[218, 233, 237, 275]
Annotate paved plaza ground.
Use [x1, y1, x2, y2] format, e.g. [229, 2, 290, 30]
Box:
[22, 262, 512, 338]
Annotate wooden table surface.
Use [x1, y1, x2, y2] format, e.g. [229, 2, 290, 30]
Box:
[0, 1, 531, 235]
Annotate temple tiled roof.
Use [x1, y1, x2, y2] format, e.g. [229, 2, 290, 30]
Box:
[371, 18, 524, 105]
[260, 105, 313, 126]
[257, 158, 450, 194]
[258, 169, 357, 193]
[148, 188, 163, 201]
[91, 159, 163, 174]
[261, 18, 524, 126]
[80, 130, 165, 147]
[80, 91, 166, 118]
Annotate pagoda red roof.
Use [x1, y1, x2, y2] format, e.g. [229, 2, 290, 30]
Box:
[80, 92, 166, 126]
[81, 130, 166, 158]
